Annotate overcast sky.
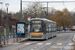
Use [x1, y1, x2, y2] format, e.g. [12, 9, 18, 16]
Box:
[0, 0, 75, 13]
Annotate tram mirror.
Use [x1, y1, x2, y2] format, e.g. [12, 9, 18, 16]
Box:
[16, 22, 26, 34]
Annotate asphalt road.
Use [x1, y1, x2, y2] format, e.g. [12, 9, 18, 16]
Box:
[0, 33, 74, 50]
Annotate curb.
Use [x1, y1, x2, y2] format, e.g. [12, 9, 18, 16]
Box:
[0, 38, 29, 48]
[17, 38, 29, 43]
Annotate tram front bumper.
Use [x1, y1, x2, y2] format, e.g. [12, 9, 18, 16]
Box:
[29, 36, 45, 39]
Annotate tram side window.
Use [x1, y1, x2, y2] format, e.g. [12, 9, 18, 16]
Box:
[53, 25, 55, 32]
[49, 28, 51, 32]
[54, 24, 56, 31]
[49, 24, 51, 32]
[51, 24, 53, 32]
[46, 27, 48, 32]
[46, 24, 49, 32]
[43, 24, 46, 32]
[54, 24, 56, 32]
[51, 26, 53, 32]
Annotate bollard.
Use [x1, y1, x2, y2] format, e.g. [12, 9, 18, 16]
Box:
[4, 35, 6, 45]
[13, 29, 15, 43]
[0, 35, 1, 45]
[0, 35, 2, 47]
[16, 34, 18, 42]
[20, 33, 21, 40]
[72, 35, 75, 42]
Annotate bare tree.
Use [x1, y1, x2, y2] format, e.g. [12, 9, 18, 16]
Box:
[22, 2, 46, 22]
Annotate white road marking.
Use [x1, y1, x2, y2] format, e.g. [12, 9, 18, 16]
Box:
[31, 49, 34, 50]
[68, 43, 74, 45]
[36, 43, 43, 45]
[51, 46, 74, 49]
[51, 46, 62, 48]
[57, 43, 62, 45]
[65, 46, 74, 49]
[25, 43, 31, 45]
[24, 42, 36, 45]
[45, 43, 51, 45]
[34, 47, 37, 48]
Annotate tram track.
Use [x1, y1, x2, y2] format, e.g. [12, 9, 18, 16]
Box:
[19, 33, 67, 50]
[43, 34, 67, 50]
[18, 40, 44, 50]
[61, 34, 73, 50]
[0, 33, 74, 50]
[43, 33, 74, 50]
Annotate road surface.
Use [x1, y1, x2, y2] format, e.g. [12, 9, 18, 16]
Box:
[0, 33, 74, 50]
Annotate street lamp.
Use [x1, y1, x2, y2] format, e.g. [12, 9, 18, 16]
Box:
[51, 9, 53, 21]
[20, 0, 22, 22]
[5, 3, 9, 44]
[47, 2, 48, 19]
[42, 2, 49, 19]
[0, 2, 3, 27]
[0, 2, 3, 45]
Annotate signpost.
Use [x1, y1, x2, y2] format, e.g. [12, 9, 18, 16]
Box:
[28, 16, 31, 38]
[12, 25, 16, 42]
[28, 16, 31, 21]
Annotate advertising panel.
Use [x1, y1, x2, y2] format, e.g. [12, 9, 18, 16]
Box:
[16, 22, 25, 34]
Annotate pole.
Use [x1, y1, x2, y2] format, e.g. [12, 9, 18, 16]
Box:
[1, 3, 3, 32]
[59, 13, 60, 32]
[13, 29, 15, 43]
[20, 0, 22, 22]
[0, 35, 1, 45]
[0, 2, 3, 45]
[67, 16, 68, 31]
[6, 7, 9, 44]
[51, 10, 53, 20]
[47, 2, 48, 19]
[16, 34, 18, 42]
[4, 28, 6, 45]
[20, 33, 21, 40]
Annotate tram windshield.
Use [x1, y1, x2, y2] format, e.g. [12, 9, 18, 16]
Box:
[30, 24, 42, 32]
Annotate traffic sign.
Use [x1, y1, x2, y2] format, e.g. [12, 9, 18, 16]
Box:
[28, 16, 31, 21]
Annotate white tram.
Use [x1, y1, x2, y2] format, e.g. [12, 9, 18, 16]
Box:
[29, 18, 57, 40]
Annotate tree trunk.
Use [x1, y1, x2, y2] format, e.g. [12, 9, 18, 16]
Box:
[63, 26, 65, 29]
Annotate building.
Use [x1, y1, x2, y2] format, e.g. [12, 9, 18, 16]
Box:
[0, 14, 18, 32]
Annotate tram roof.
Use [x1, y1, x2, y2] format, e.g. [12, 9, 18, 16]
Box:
[31, 18, 56, 23]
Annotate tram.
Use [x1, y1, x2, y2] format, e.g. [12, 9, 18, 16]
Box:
[29, 18, 57, 40]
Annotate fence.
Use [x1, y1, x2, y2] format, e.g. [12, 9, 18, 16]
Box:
[0, 27, 28, 45]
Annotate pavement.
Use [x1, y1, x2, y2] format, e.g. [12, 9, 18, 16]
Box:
[0, 37, 29, 48]
[0, 32, 75, 50]
[18, 33, 74, 50]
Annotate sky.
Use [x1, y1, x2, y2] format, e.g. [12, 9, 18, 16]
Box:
[0, 0, 75, 13]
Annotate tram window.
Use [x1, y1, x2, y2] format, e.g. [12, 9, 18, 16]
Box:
[31, 24, 42, 32]
[52, 27, 53, 31]
[49, 28, 51, 31]
[43, 24, 46, 32]
[46, 27, 48, 32]
[54, 27, 55, 31]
